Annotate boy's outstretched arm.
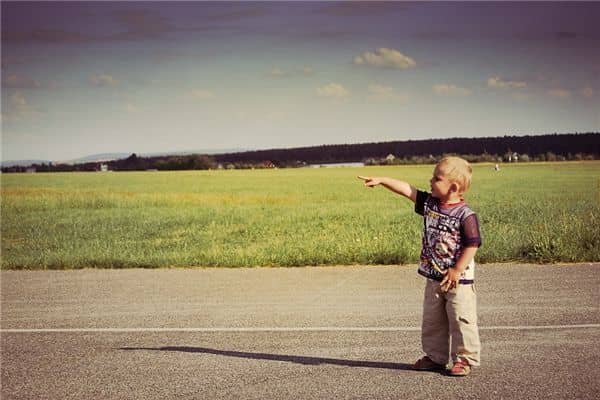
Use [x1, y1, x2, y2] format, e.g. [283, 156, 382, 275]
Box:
[357, 176, 418, 203]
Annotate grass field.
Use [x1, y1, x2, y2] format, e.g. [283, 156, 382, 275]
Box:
[1, 162, 599, 269]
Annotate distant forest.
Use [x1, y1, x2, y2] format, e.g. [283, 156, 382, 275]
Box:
[3, 132, 599, 172]
[214, 132, 600, 166]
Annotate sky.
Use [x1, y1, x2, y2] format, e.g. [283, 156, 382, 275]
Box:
[1, 1, 599, 162]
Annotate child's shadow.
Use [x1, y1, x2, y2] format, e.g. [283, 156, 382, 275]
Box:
[120, 346, 417, 371]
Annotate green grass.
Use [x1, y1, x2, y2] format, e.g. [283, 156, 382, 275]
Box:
[1, 162, 599, 269]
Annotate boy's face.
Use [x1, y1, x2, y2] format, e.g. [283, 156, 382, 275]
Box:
[430, 166, 454, 201]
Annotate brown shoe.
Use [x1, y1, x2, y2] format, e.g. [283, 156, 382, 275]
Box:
[448, 359, 471, 376]
[413, 356, 445, 371]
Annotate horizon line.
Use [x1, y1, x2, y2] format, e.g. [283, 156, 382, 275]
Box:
[3, 131, 598, 165]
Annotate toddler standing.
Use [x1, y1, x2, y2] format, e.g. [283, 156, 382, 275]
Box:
[358, 156, 481, 376]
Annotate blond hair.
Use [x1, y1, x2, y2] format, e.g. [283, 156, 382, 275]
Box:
[436, 156, 473, 194]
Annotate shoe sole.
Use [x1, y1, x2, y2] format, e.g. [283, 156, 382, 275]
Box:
[447, 368, 471, 377]
[413, 365, 446, 371]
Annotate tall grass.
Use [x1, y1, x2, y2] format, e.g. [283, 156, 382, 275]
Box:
[1, 162, 598, 269]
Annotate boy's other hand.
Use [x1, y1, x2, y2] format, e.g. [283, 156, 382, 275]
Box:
[440, 268, 461, 292]
[358, 176, 382, 187]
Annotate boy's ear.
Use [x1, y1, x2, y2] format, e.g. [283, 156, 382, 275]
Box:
[450, 182, 460, 193]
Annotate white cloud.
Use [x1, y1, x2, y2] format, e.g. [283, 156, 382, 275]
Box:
[581, 87, 594, 98]
[2, 74, 42, 89]
[89, 74, 119, 87]
[547, 88, 571, 99]
[10, 91, 28, 109]
[2, 91, 41, 122]
[269, 67, 286, 77]
[354, 48, 416, 69]
[190, 90, 215, 100]
[487, 76, 527, 89]
[367, 84, 408, 103]
[125, 103, 140, 113]
[317, 83, 350, 99]
[433, 84, 472, 96]
[300, 66, 315, 76]
[269, 66, 315, 78]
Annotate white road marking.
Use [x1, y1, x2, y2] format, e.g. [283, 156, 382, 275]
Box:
[1, 324, 599, 333]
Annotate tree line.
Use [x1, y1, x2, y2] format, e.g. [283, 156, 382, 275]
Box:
[213, 132, 599, 165]
[3, 132, 598, 173]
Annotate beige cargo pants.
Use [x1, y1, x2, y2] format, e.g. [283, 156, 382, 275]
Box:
[421, 278, 481, 366]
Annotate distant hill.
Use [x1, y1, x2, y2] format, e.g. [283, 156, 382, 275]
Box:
[1, 159, 51, 168]
[67, 149, 247, 164]
[1, 154, 128, 168]
[2, 148, 247, 168]
[64, 153, 131, 164]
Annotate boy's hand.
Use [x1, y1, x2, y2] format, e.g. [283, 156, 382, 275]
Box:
[357, 176, 382, 187]
[440, 267, 461, 292]
[440, 247, 478, 292]
[357, 176, 417, 202]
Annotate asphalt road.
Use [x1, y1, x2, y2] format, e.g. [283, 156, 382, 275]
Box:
[1, 264, 599, 399]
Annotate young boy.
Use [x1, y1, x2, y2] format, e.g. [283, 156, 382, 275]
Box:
[358, 156, 481, 376]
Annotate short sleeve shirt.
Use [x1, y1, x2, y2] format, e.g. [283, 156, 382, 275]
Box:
[414, 190, 481, 284]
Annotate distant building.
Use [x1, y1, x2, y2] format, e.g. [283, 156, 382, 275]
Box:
[25, 167, 36, 173]
[507, 152, 519, 162]
[100, 164, 109, 172]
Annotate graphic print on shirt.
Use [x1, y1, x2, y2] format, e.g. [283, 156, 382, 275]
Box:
[415, 191, 478, 283]
[421, 208, 462, 279]
[419, 205, 474, 282]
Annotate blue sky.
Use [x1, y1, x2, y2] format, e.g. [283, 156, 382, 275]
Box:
[2, 1, 599, 162]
